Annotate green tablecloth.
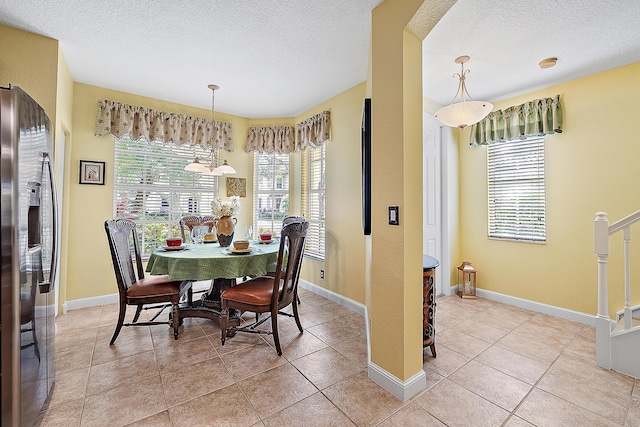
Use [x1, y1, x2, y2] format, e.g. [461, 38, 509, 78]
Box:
[146, 241, 280, 281]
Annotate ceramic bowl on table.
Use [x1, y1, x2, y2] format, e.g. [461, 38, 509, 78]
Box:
[233, 240, 250, 250]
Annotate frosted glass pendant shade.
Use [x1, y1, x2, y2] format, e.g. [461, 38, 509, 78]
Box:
[185, 158, 209, 172]
[213, 159, 236, 175]
[435, 100, 493, 129]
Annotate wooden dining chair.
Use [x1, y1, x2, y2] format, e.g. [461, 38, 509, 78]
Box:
[220, 220, 309, 355]
[179, 215, 217, 243]
[282, 215, 306, 227]
[280, 215, 305, 304]
[104, 218, 192, 344]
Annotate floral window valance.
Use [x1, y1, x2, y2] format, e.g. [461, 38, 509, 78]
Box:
[245, 126, 296, 154]
[94, 99, 234, 151]
[470, 95, 562, 146]
[244, 110, 331, 154]
[295, 110, 331, 151]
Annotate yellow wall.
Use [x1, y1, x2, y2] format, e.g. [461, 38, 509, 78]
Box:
[296, 83, 368, 304]
[458, 62, 640, 317]
[369, 0, 451, 381]
[67, 83, 251, 301]
[0, 25, 59, 124]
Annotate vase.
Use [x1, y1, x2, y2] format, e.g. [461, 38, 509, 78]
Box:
[215, 216, 236, 247]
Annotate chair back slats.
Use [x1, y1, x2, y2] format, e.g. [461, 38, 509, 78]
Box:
[105, 219, 141, 292]
[179, 215, 217, 242]
[272, 221, 308, 307]
[282, 215, 306, 227]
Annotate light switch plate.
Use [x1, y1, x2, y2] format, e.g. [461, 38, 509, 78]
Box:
[388, 206, 399, 225]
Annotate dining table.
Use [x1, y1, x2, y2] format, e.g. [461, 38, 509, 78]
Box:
[146, 240, 280, 326]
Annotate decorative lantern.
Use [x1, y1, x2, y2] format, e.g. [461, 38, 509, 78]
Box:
[457, 261, 477, 299]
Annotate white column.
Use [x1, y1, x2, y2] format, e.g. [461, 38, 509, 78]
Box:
[594, 212, 611, 369]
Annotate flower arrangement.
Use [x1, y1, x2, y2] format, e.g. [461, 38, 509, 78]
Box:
[211, 196, 241, 217]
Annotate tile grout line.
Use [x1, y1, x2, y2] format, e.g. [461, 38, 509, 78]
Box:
[500, 324, 609, 426]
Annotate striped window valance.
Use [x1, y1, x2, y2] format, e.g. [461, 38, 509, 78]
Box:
[470, 95, 562, 146]
[94, 99, 234, 151]
[245, 126, 296, 154]
[296, 110, 331, 151]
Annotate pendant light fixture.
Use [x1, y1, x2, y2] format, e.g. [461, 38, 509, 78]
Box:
[434, 56, 493, 129]
[184, 84, 236, 175]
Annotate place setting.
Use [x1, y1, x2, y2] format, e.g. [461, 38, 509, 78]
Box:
[224, 226, 260, 254]
[162, 237, 189, 252]
[255, 230, 277, 244]
[225, 240, 255, 255]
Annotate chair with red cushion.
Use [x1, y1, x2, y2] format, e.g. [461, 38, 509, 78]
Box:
[104, 218, 192, 344]
[220, 220, 308, 355]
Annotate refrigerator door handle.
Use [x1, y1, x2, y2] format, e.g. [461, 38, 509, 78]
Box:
[38, 152, 57, 294]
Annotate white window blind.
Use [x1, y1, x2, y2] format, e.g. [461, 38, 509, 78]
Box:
[487, 137, 546, 242]
[301, 145, 326, 260]
[253, 152, 290, 237]
[113, 136, 218, 256]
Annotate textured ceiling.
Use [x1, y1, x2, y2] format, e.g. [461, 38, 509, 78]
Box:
[423, 0, 640, 105]
[1, 0, 639, 118]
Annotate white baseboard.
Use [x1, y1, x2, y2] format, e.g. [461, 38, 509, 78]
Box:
[298, 279, 366, 318]
[300, 279, 427, 401]
[368, 362, 426, 401]
[473, 287, 597, 327]
[63, 293, 118, 313]
[64, 280, 367, 317]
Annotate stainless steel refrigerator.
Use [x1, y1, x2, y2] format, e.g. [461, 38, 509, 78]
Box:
[1, 85, 58, 426]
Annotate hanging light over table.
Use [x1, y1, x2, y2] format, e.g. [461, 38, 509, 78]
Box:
[435, 56, 493, 129]
[184, 84, 236, 175]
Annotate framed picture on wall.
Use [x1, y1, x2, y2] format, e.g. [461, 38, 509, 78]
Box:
[79, 160, 105, 185]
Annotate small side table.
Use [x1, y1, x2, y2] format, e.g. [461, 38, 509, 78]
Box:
[423, 254, 440, 358]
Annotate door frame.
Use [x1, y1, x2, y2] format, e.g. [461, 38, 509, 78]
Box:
[423, 113, 456, 296]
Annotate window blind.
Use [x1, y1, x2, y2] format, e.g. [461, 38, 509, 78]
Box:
[301, 145, 326, 260]
[487, 137, 546, 242]
[113, 136, 218, 256]
[253, 152, 290, 237]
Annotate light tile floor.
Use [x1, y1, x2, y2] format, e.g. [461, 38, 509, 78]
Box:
[37, 289, 639, 426]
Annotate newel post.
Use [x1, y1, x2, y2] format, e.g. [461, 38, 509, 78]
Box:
[594, 211, 611, 368]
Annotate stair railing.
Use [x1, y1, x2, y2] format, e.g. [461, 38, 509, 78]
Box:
[594, 210, 640, 369]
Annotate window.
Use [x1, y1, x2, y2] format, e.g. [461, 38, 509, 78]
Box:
[301, 145, 326, 260]
[487, 137, 546, 242]
[253, 152, 290, 236]
[113, 136, 218, 256]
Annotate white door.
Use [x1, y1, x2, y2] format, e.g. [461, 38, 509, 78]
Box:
[423, 113, 442, 294]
